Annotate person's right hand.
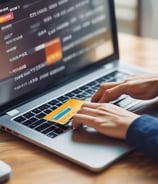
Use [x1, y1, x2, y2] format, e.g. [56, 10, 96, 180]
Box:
[72, 102, 139, 139]
[92, 74, 158, 103]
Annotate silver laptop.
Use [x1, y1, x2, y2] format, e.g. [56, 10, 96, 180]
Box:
[0, 0, 150, 172]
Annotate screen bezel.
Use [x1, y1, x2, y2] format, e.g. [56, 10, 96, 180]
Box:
[0, 0, 119, 114]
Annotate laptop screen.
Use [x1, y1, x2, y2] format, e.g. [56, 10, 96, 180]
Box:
[0, 0, 117, 111]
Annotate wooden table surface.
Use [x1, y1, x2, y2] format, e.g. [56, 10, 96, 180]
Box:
[1, 33, 158, 184]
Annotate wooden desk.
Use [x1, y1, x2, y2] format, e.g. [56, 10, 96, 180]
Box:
[1, 34, 158, 184]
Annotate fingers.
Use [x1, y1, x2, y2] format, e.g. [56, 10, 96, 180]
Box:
[92, 82, 121, 102]
[82, 101, 101, 108]
[92, 82, 127, 103]
[73, 114, 95, 129]
[72, 102, 100, 129]
[99, 84, 128, 102]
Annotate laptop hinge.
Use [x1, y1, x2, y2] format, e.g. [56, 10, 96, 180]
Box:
[7, 109, 19, 116]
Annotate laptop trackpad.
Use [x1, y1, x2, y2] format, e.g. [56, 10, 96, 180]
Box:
[72, 126, 120, 145]
[53, 126, 132, 171]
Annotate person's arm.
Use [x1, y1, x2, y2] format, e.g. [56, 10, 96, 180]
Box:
[126, 115, 158, 160]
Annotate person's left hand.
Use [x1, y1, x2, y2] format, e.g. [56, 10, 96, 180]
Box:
[72, 102, 140, 139]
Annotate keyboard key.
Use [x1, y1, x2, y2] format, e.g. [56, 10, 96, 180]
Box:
[41, 125, 57, 134]
[55, 102, 63, 107]
[28, 119, 45, 129]
[79, 92, 90, 97]
[57, 124, 70, 131]
[48, 99, 60, 106]
[35, 122, 51, 132]
[88, 81, 99, 88]
[58, 96, 69, 102]
[36, 112, 46, 119]
[23, 117, 38, 126]
[79, 85, 89, 90]
[49, 105, 58, 111]
[44, 109, 52, 114]
[39, 104, 51, 111]
[75, 94, 85, 99]
[23, 112, 35, 119]
[97, 75, 109, 83]
[72, 89, 82, 93]
[14, 116, 26, 123]
[85, 89, 95, 95]
[32, 108, 41, 114]
[54, 128, 64, 135]
[66, 92, 76, 98]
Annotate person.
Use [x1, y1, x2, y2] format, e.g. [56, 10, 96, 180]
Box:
[72, 74, 158, 159]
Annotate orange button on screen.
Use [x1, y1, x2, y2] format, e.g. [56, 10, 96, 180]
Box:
[45, 38, 63, 65]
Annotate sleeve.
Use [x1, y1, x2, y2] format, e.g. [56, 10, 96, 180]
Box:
[126, 114, 158, 160]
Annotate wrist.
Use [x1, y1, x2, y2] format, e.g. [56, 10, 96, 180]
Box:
[124, 114, 140, 139]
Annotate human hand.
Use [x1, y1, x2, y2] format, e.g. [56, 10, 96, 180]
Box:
[72, 102, 139, 139]
[92, 74, 158, 103]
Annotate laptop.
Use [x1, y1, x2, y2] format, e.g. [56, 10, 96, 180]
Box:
[0, 0, 152, 172]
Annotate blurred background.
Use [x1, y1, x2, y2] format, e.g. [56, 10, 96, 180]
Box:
[115, 0, 158, 39]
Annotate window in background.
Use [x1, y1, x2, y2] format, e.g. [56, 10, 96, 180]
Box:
[115, 0, 139, 35]
[140, 0, 158, 39]
[115, 0, 158, 39]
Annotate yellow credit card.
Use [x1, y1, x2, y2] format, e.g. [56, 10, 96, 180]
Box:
[43, 99, 84, 125]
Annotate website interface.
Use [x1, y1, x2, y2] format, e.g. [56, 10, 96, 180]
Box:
[0, 0, 114, 106]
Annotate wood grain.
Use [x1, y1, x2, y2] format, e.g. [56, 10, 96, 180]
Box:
[119, 33, 158, 72]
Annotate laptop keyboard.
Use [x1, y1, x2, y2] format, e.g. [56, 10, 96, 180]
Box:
[13, 71, 135, 139]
